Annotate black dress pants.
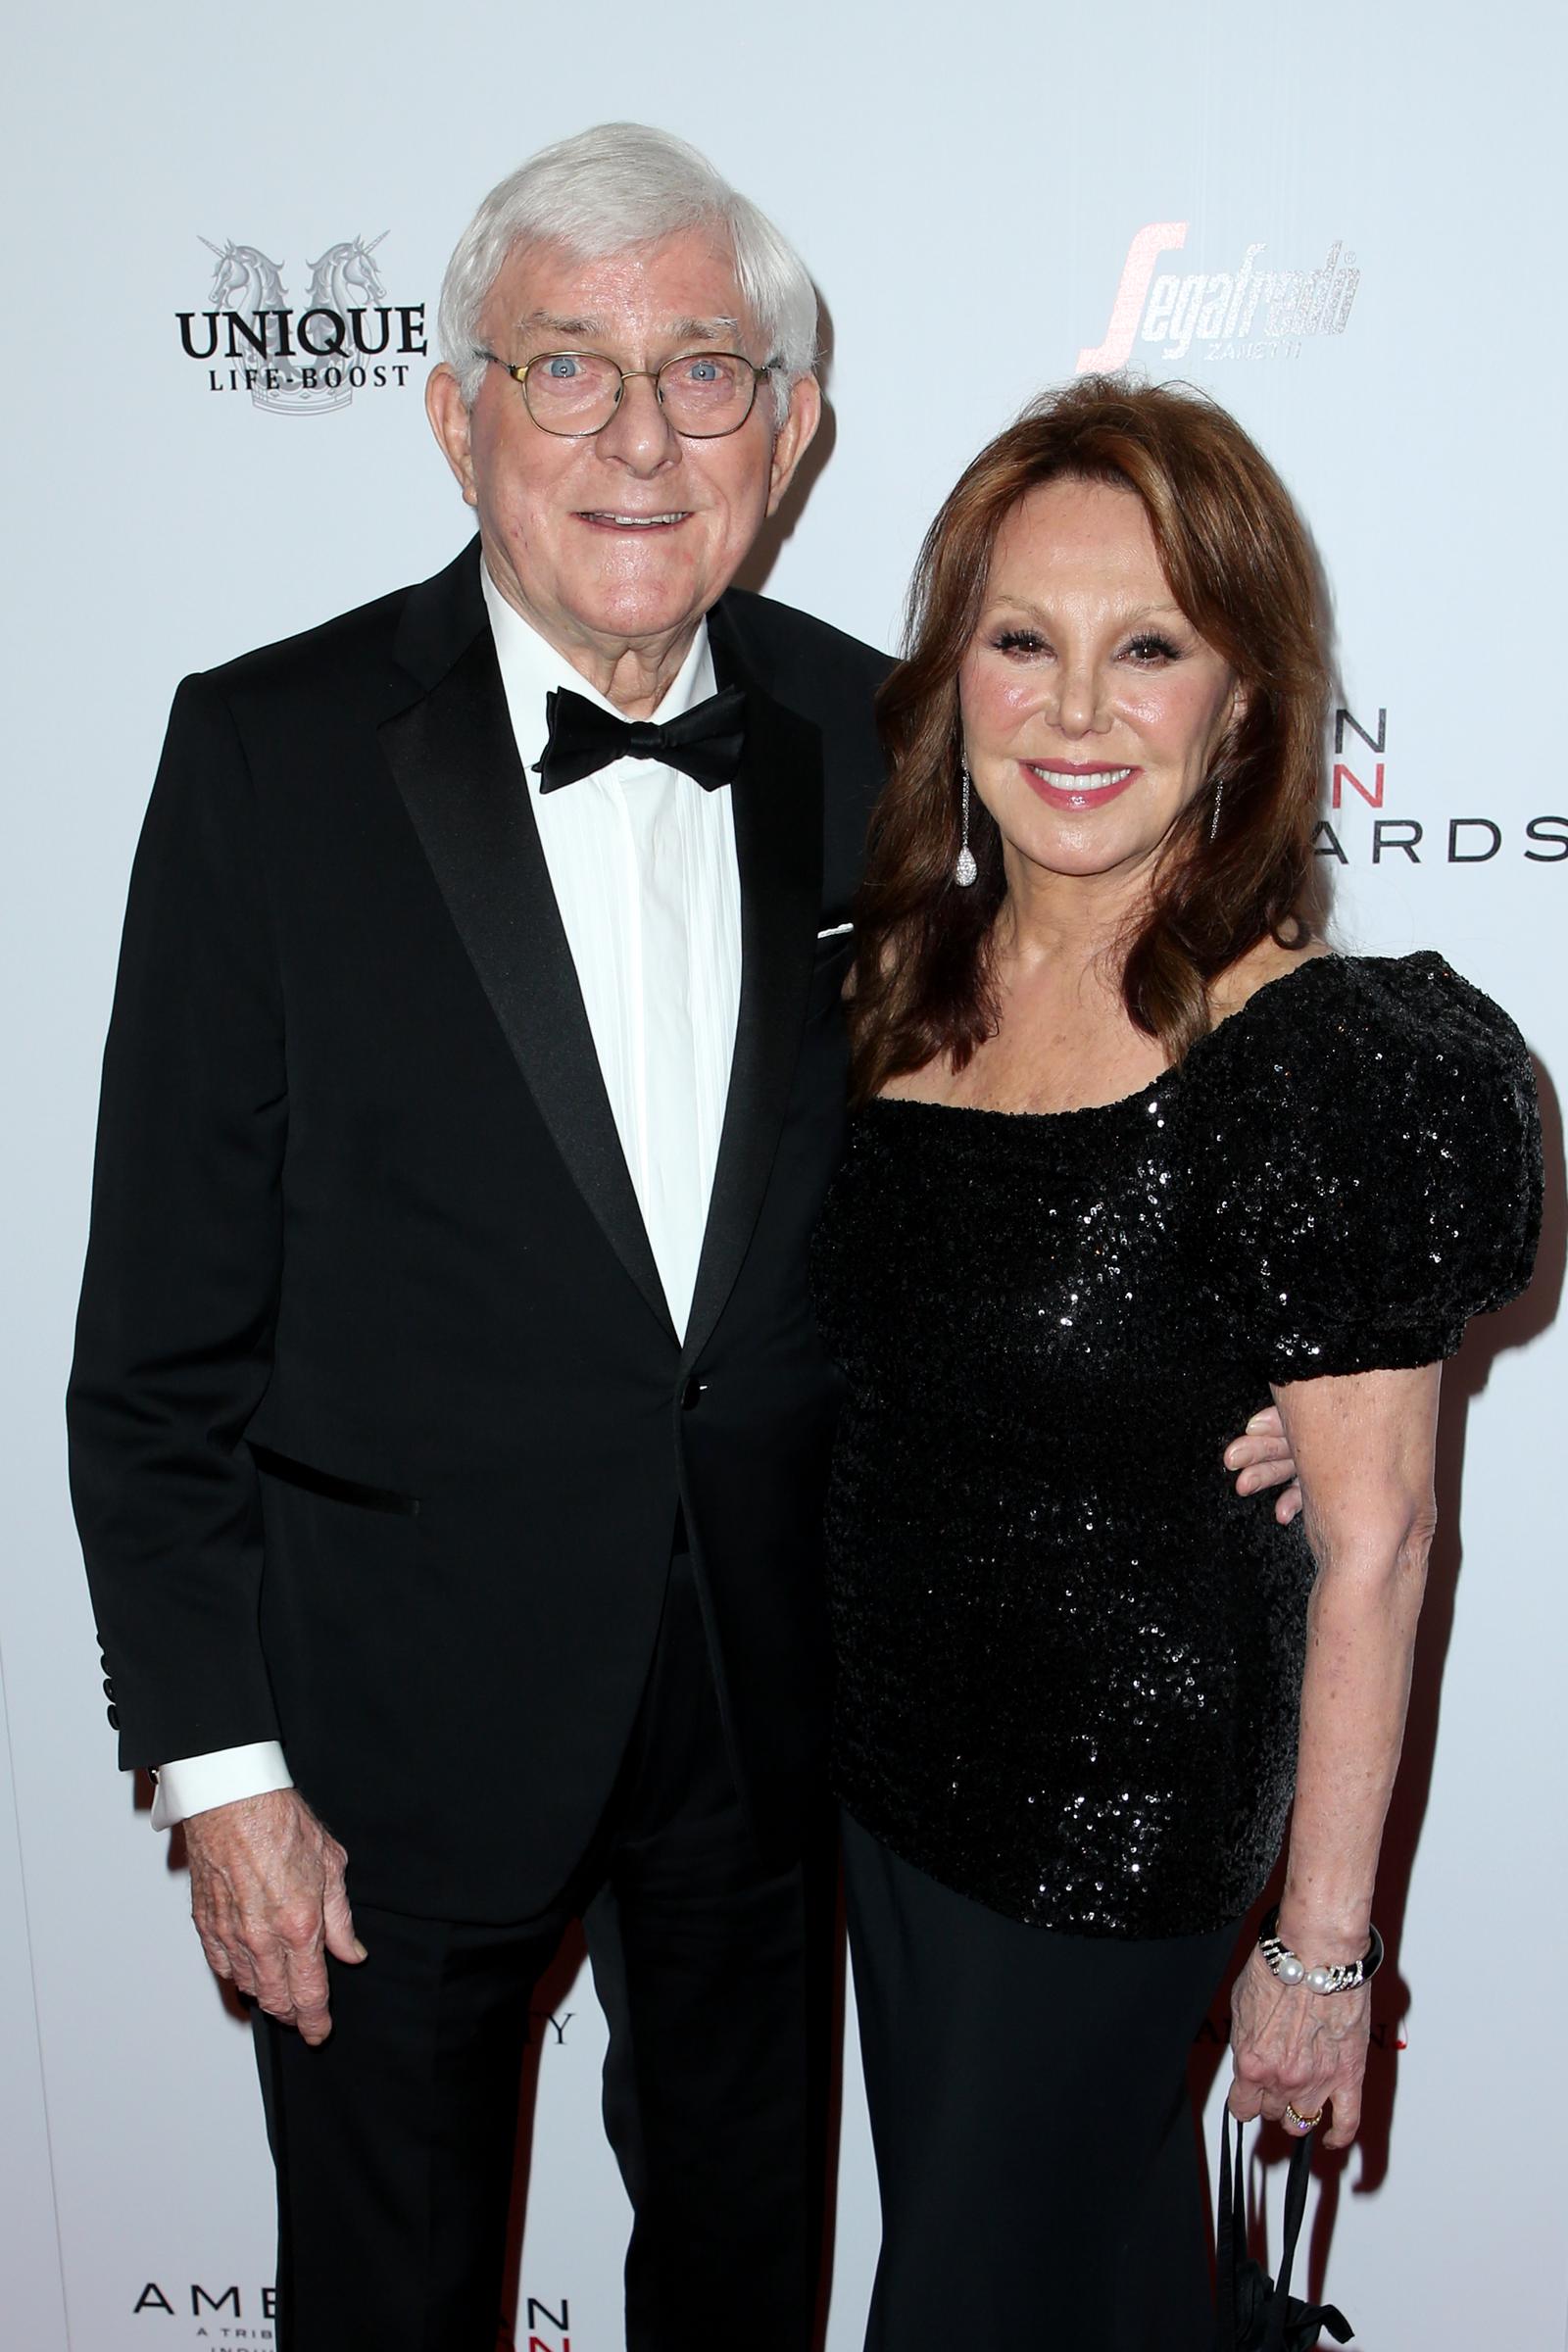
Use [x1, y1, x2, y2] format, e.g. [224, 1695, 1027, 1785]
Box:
[253, 1554, 832, 2352]
[842, 1811, 1236, 2352]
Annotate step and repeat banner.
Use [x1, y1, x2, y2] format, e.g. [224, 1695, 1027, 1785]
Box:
[3, 3, 1563, 2347]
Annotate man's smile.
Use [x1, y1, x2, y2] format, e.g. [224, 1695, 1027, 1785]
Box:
[575, 509, 694, 529]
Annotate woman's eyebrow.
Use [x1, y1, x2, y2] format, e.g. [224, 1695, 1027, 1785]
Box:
[982, 594, 1188, 622]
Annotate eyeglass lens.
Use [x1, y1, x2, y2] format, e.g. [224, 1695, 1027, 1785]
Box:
[524, 352, 759, 435]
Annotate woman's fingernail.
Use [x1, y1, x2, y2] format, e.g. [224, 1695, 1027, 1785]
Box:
[353, 1939, 368, 1960]
[1247, 1412, 1270, 1432]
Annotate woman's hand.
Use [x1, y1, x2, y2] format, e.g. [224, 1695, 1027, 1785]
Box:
[1226, 1944, 1370, 2149]
[1223, 1405, 1302, 1523]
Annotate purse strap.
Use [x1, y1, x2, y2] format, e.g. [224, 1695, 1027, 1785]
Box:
[1215, 2112, 1243, 2351]
[1215, 2114, 1314, 2352]
[1264, 2129, 1313, 2351]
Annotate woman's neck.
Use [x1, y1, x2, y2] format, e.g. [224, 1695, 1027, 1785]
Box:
[992, 848, 1151, 993]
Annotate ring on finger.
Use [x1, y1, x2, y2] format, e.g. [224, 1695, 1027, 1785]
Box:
[1283, 2102, 1323, 2133]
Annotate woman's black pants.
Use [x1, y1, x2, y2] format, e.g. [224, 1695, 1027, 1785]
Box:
[842, 1810, 1237, 2352]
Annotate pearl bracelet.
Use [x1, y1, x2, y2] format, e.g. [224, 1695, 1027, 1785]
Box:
[1257, 1904, 1385, 1995]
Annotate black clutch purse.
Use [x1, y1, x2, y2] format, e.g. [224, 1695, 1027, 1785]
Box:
[1213, 2114, 1354, 2351]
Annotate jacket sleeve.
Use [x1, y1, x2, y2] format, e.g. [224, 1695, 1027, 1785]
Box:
[67, 671, 289, 1769]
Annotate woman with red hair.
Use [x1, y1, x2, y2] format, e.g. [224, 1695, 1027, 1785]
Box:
[811, 377, 1541, 2348]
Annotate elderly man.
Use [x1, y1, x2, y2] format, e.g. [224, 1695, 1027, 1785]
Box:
[70, 122, 879, 2352]
[69, 122, 1295, 2352]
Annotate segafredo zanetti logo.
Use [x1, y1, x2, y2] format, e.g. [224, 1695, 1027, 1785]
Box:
[1077, 223, 1359, 373]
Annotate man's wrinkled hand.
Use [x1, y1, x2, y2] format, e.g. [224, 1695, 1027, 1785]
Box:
[1224, 1404, 1302, 1524]
[183, 1788, 365, 2044]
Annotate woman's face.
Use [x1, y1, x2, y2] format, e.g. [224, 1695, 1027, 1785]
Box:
[958, 477, 1243, 894]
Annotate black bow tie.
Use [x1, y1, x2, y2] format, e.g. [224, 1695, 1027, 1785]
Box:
[533, 683, 747, 795]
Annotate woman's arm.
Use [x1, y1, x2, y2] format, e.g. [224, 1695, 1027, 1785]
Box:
[1227, 1362, 1441, 2148]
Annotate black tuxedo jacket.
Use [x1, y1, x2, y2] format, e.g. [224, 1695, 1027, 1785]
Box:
[68, 542, 891, 1919]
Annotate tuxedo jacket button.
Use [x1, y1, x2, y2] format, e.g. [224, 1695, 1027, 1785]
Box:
[103, 1677, 115, 1698]
[106, 1705, 120, 1729]
[680, 1375, 708, 1411]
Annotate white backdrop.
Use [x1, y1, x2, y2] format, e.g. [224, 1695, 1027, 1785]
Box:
[4, 3, 1565, 2346]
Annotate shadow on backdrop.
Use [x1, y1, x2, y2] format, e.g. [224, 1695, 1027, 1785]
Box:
[733, 292, 838, 606]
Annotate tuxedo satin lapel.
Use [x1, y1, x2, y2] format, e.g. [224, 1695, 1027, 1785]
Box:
[682, 649, 824, 1369]
[379, 625, 674, 1340]
[390, 539, 488, 693]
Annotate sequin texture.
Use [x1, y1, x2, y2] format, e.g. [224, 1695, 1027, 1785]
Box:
[810, 954, 1542, 1936]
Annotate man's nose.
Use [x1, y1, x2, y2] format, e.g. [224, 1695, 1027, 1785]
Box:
[592, 371, 680, 471]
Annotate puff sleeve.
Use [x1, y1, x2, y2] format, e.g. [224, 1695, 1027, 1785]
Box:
[1197, 953, 1542, 1383]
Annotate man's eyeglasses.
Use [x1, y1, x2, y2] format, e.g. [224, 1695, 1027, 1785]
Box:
[474, 347, 775, 439]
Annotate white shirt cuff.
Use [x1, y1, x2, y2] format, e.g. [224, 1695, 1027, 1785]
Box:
[150, 1742, 293, 1830]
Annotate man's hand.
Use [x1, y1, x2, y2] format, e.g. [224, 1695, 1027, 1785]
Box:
[1225, 1405, 1302, 1524]
[183, 1788, 365, 2044]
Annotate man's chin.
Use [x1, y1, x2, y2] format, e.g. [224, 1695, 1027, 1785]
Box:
[575, 577, 716, 648]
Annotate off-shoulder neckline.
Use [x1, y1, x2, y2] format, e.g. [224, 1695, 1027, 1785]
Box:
[864, 950, 1448, 1127]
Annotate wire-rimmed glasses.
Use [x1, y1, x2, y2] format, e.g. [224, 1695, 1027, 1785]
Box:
[474, 347, 775, 438]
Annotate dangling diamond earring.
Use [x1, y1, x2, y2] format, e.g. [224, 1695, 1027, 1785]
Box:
[1208, 776, 1226, 842]
[956, 760, 978, 887]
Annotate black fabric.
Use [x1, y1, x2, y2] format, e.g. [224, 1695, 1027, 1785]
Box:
[533, 680, 747, 793]
[256, 1556, 834, 2352]
[842, 1812, 1234, 2352]
[813, 955, 1541, 1936]
[66, 540, 891, 1919]
[1214, 2116, 1353, 2351]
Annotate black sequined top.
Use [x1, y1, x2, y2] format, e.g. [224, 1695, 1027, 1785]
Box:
[811, 954, 1542, 1937]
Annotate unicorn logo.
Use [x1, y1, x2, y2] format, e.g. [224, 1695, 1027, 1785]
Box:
[201, 237, 289, 319]
[197, 237, 314, 410]
[178, 230, 424, 416]
[304, 232, 388, 317]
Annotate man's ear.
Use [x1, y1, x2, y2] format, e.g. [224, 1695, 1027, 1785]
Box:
[425, 365, 478, 507]
[765, 374, 822, 518]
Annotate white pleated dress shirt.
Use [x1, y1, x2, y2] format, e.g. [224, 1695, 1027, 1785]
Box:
[152, 567, 743, 1829]
[482, 567, 743, 1336]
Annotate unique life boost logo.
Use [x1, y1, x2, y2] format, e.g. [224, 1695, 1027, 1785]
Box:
[175, 233, 427, 414]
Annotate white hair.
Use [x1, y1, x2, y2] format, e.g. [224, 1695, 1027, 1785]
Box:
[437, 122, 819, 426]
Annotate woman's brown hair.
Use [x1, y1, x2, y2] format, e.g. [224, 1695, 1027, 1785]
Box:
[848, 374, 1331, 1104]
